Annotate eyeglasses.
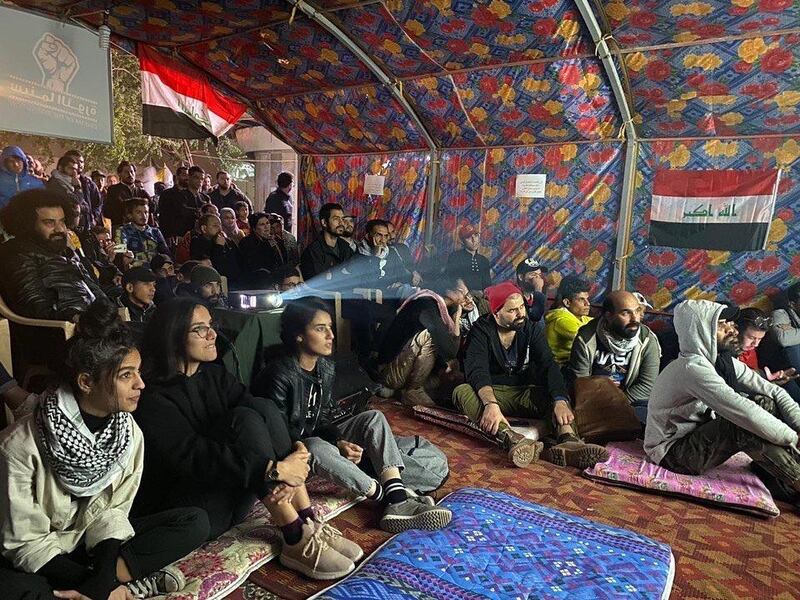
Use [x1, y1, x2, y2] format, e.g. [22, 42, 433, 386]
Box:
[189, 323, 217, 339]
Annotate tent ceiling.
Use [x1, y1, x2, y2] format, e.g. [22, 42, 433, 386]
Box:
[14, 0, 800, 152]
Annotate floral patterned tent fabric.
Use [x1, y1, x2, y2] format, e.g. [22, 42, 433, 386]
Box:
[437, 143, 623, 296]
[14, 0, 800, 307]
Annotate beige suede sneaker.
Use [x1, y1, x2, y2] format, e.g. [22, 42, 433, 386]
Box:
[279, 520, 355, 580]
[314, 519, 364, 562]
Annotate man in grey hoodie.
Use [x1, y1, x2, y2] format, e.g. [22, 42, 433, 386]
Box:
[645, 299, 800, 502]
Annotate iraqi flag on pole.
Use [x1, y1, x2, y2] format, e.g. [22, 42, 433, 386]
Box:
[138, 44, 246, 140]
[648, 169, 780, 251]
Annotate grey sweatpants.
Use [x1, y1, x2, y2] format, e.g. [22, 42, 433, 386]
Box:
[304, 410, 405, 496]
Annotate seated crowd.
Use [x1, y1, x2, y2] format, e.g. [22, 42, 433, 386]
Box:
[1, 146, 799, 599]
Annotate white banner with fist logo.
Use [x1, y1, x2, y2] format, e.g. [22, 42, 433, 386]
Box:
[0, 5, 112, 143]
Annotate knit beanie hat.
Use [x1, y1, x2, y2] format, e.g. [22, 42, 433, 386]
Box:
[190, 265, 222, 287]
[486, 281, 523, 314]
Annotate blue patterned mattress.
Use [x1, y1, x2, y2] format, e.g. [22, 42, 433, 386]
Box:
[314, 487, 674, 600]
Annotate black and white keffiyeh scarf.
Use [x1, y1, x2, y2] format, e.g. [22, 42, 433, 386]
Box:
[596, 316, 641, 357]
[35, 386, 133, 497]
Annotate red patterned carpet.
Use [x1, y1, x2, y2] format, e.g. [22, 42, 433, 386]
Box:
[239, 402, 800, 600]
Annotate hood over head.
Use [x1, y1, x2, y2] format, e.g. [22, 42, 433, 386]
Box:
[1, 146, 29, 175]
[673, 299, 726, 364]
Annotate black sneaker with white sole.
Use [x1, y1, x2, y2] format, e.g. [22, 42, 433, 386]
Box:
[379, 496, 452, 533]
[125, 566, 185, 598]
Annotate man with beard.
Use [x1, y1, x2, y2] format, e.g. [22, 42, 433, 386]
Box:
[299, 202, 354, 281]
[151, 253, 177, 304]
[645, 300, 800, 504]
[569, 290, 661, 422]
[515, 257, 548, 323]
[453, 281, 608, 469]
[190, 213, 244, 285]
[209, 171, 252, 213]
[0, 189, 105, 321]
[64, 149, 103, 227]
[46, 154, 91, 231]
[103, 161, 151, 229]
[189, 265, 229, 309]
[159, 166, 209, 240]
[354, 219, 412, 299]
[454, 277, 489, 338]
[342, 213, 357, 251]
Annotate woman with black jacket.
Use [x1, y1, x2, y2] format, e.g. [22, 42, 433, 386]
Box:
[253, 297, 452, 534]
[133, 298, 360, 581]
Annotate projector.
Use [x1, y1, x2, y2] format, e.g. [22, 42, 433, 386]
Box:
[228, 290, 284, 311]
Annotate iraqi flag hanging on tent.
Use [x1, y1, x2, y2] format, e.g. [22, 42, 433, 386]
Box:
[137, 44, 246, 140]
[648, 169, 780, 251]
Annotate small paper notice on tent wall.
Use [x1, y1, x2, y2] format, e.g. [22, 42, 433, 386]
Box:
[515, 174, 547, 198]
[364, 174, 386, 196]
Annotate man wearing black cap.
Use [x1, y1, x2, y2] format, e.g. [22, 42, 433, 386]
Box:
[121, 267, 157, 324]
[515, 257, 549, 323]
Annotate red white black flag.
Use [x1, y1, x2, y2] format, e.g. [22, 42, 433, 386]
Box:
[138, 44, 246, 140]
[649, 169, 780, 251]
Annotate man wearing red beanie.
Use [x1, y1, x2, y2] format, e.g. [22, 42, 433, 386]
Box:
[453, 281, 608, 469]
[445, 224, 491, 294]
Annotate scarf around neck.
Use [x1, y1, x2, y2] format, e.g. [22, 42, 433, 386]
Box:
[35, 386, 133, 497]
[596, 316, 641, 356]
[399, 289, 457, 335]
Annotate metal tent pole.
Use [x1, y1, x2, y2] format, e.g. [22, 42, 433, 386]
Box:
[574, 0, 639, 290]
[285, 0, 440, 246]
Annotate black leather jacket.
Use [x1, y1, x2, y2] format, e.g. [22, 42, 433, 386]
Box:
[252, 354, 340, 442]
[0, 237, 105, 321]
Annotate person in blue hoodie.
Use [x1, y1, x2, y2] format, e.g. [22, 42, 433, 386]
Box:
[0, 146, 44, 209]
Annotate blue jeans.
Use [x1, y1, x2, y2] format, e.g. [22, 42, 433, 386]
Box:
[304, 410, 404, 496]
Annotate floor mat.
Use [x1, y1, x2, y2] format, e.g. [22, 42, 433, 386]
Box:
[584, 440, 780, 517]
[246, 401, 800, 600]
[313, 487, 674, 599]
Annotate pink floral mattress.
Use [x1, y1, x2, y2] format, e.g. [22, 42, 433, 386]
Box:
[158, 478, 360, 600]
[583, 440, 780, 518]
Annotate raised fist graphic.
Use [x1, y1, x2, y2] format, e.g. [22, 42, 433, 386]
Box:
[34, 33, 79, 93]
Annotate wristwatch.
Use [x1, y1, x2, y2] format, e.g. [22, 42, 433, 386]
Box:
[266, 464, 281, 481]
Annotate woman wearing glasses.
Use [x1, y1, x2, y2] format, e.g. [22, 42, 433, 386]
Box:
[132, 298, 360, 581]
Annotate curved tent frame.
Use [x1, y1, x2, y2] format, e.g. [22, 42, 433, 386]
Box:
[12, 0, 800, 310]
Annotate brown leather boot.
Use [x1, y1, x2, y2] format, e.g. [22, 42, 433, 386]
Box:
[541, 434, 609, 469]
[500, 429, 543, 468]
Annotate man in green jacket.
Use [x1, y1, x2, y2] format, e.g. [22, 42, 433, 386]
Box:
[568, 290, 661, 422]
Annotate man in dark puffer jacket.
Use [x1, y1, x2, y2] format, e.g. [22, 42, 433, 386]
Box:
[0, 189, 105, 322]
